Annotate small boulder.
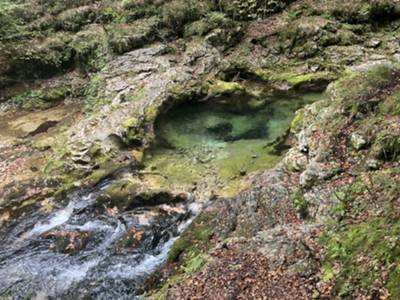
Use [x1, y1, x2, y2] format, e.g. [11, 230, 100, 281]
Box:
[350, 133, 367, 150]
[283, 148, 308, 172]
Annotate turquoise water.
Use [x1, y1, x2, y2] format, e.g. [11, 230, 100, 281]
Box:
[144, 92, 323, 198]
[156, 92, 322, 150]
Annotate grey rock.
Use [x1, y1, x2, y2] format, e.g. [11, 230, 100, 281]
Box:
[351, 133, 367, 150]
[283, 148, 308, 172]
[366, 38, 381, 48]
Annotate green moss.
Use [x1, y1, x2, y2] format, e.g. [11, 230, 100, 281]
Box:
[88, 165, 121, 187]
[251, 68, 333, 89]
[167, 212, 214, 262]
[162, 0, 212, 34]
[11, 85, 68, 110]
[378, 89, 400, 116]
[151, 212, 215, 298]
[106, 17, 159, 54]
[322, 218, 400, 297]
[292, 189, 308, 218]
[291, 108, 306, 133]
[181, 252, 208, 274]
[322, 166, 400, 297]
[335, 64, 397, 113]
[273, 71, 332, 87]
[209, 80, 245, 95]
[122, 117, 138, 129]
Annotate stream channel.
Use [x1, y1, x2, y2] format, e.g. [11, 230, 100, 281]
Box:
[0, 91, 323, 299]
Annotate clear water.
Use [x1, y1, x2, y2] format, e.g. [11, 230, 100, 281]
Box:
[144, 92, 323, 199]
[0, 182, 201, 299]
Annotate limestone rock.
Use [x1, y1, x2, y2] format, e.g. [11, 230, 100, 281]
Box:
[283, 148, 308, 172]
[350, 133, 367, 150]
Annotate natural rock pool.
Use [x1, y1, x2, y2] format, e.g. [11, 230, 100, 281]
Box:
[143, 92, 323, 200]
[0, 91, 323, 299]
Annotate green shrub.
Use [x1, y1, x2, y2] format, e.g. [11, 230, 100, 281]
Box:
[162, 0, 212, 34]
[0, 2, 29, 42]
[219, 0, 292, 21]
[335, 64, 397, 114]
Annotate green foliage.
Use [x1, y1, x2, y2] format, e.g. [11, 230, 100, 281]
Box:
[162, 0, 212, 34]
[292, 189, 308, 218]
[220, 0, 292, 21]
[121, 0, 161, 21]
[181, 253, 208, 274]
[322, 168, 400, 297]
[373, 132, 400, 162]
[83, 73, 111, 114]
[322, 218, 400, 297]
[184, 12, 231, 37]
[56, 5, 98, 32]
[378, 89, 400, 116]
[335, 64, 397, 114]
[10, 86, 68, 110]
[70, 26, 109, 72]
[0, 1, 27, 42]
[106, 17, 159, 54]
[318, 0, 400, 24]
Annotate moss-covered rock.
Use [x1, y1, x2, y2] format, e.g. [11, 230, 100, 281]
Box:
[10, 87, 67, 111]
[106, 16, 160, 54]
[4, 33, 74, 79]
[334, 63, 399, 114]
[252, 68, 334, 91]
[209, 80, 244, 95]
[220, 0, 292, 21]
[162, 0, 213, 34]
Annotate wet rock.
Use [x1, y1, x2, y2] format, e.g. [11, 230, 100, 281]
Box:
[118, 227, 145, 249]
[98, 175, 191, 211]
[0, 105, 78, 139]
[44, 230, 91, 255]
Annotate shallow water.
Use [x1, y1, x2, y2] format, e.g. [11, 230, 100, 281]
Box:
[0, 181, 200, 299]
[144, 92, 323, 199]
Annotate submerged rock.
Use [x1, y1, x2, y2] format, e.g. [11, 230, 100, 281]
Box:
[43, 230, 91, 255]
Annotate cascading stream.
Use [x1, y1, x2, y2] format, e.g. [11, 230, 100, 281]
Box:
[0, 180, 200, 299]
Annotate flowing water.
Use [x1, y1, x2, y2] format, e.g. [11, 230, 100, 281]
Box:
[0, 180, 201, 299]
[0, 92, 323, 299]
